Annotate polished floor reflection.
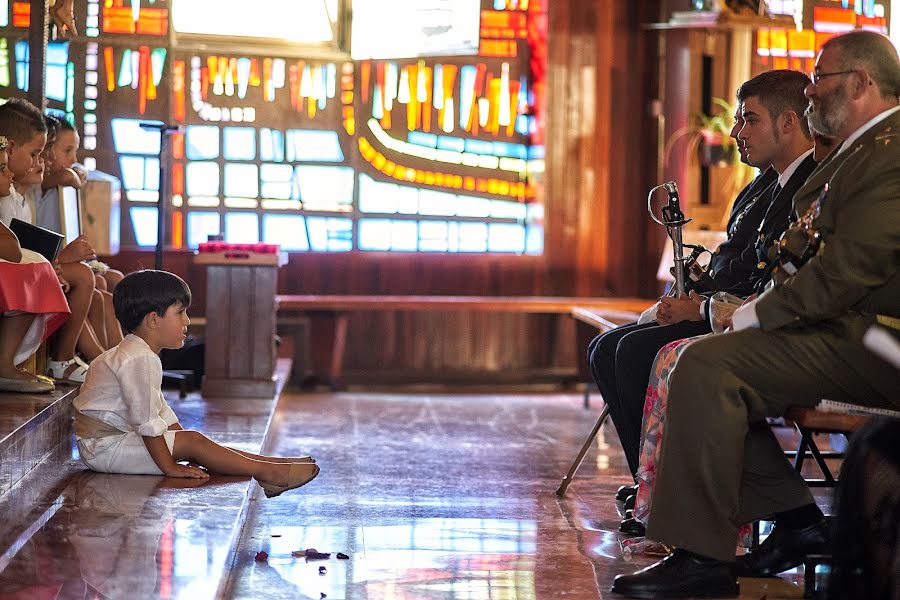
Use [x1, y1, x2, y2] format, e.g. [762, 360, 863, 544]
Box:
[226, 390, 819, 599]
[0, 387, 828, 599]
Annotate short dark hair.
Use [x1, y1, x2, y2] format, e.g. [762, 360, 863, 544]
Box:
[0, 98, 48, 145]
[737, 70, 812, 139]
[822, 30, 900, 100]
[113, 270, 192, 334]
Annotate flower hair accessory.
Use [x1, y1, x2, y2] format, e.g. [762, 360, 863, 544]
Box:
[0, 135, 7, 150]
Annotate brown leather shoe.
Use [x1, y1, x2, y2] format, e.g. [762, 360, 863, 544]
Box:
[259, 463, 320, 498]
[0, 376, 55, 393]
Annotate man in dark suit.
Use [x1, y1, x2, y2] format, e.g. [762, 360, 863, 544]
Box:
[588, 70, 813, 486]
[612, 30, 900, 598]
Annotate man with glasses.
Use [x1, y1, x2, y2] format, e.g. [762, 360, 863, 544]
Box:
[612, 30, 900, 599]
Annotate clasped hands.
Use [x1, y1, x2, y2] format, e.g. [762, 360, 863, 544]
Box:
[655, 290, 704, 325]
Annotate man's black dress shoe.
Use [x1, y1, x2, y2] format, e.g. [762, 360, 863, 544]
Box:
[734, 519, 829, 577]
[616, 484, 638, 502]
[619, 517, 646, 537]
[623, 494, 636, 511]
[612, 549, 739, 598]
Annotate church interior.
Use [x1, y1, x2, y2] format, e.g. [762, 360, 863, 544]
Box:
[0, 0, 898, 598]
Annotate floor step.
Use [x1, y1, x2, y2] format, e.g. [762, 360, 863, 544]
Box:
[0, 384, 79, 497]
[0, 360, 290, 599]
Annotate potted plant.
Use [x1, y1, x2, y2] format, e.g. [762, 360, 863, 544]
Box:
[665, 97, 738, 168]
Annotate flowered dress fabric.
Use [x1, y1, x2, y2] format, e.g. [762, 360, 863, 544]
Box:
[623, 335, 751, 556]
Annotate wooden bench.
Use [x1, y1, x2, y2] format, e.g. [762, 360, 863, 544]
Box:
[275, 295, 651, 388]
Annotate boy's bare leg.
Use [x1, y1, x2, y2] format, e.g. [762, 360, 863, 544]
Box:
[87, 289, 108, 348]
[227, 448, 315, 463]
[173, 430, 313, 486]
[0, 313, 42, 380]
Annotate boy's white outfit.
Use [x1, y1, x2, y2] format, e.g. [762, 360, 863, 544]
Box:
[74, 334, 179, 474]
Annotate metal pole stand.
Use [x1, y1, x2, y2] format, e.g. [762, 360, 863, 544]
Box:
[556, 404, 610, 496]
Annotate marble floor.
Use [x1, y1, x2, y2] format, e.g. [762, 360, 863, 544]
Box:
[224, 389, 819, 600]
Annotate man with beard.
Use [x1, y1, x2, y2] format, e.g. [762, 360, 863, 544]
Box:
[611, 30, 900, 599]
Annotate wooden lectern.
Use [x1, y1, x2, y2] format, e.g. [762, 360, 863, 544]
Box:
[194, 245, 286, 398]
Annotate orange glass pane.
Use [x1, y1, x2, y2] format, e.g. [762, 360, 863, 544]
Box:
[12, 2, 30, 27]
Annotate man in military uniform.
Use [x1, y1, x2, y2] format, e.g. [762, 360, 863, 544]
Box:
[612, 30, 900, 599]
[588, 70, 813, 491]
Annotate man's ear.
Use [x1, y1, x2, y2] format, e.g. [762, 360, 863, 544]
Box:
[781, 111, 798, 134]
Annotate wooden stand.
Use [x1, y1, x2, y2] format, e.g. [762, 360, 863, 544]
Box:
[197, 254, 283, 398]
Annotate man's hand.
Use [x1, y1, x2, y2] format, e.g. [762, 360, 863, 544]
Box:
[164, 464, 210, 479]
[657, 290, 704, 325]
[57, 236, 96, 263]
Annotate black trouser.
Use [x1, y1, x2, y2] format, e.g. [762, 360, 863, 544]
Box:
[587, 319, 712, 478]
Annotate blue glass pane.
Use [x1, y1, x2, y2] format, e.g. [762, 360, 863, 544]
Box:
[418, 190, 457, 217]
[306, 217, 352, 252]
[286, 129, 344, 162]
[488, 223, 526, 253]
[358, 174, 398, 214]
[491, 200, 527, 220]
[130, 206, 158, 247]
[223, 126, 257, 161]
[293, 166, 354, 206]
[46, 65, 68, 102]
[262, 214, 309, 251]
[458, 222, 488, 252]
[359, 219, 417, 252]
[224, 163, 259, 198]
[111, 118, 162, 155]
[260, 163, 293, 199]
[185, 125, 220, 160]
[526, 225, 544, 255]
[455, 195, 491, 218]
[119, 156, 146, 190]
[185, 162, 220, 196]
[259, 128, 284, 162]
[358, 219, 391, 251]
[225, 212, 259, 244]
[143, 158, 160, 191]
[418, 221, 449, 252]
[186, 212, 221, 248]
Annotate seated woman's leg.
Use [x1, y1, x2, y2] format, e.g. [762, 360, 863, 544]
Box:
[99, 289, 122, 347]
[87, 288, 108, 348]
[102, 269, 124, 291]
[0, 313, 38, 379]
[48, 262, 95, 380]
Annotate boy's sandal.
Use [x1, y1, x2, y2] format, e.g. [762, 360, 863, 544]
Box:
[46, 357, 89, 384]
[259, 463, 320, 498]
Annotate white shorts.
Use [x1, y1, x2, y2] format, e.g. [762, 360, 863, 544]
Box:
[77, 430, 178, 475]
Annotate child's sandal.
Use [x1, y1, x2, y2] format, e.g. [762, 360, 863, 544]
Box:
[46, 357, 89, 383]
[259, 463, 320, 498]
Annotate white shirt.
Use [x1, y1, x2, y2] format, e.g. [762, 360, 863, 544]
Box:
[74, 334, 179, 437]
[733, 105, 900, 332]
[0, 187, 32, 227]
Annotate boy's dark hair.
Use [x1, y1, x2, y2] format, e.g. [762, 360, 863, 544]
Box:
[0, 98, 48, 145]
[113, 270, 191, 334]
[737, 69, 812, 139]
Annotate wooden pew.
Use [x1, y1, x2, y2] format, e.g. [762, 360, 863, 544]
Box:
[276, 295, 651, 388]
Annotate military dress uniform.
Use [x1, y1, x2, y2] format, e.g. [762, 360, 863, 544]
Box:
[588, 168, 783, 476]
[645, 108, 900, 562]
